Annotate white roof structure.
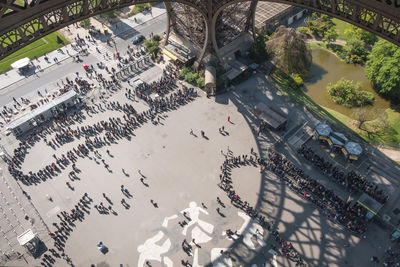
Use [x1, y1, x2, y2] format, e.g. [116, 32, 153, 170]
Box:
[17, 229, 36, 246]
[132, 79, 144, 89]
[7, 90, 78, 130]
[11, 57, 30, 69]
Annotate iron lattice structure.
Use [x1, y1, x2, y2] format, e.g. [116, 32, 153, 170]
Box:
[167, 3, 207, 49]
[0, 0, 400, 61]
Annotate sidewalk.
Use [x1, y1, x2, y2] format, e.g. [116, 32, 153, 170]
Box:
[0, 4, 166, 92]
[0, 45, 78, 91]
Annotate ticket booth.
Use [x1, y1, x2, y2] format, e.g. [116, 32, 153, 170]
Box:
[17, 229, 40, 256]
[357, 193, 383, 221]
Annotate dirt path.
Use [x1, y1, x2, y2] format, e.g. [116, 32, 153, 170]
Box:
[306, 38, 346, 46]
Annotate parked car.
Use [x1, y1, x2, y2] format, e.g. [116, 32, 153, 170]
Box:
[131, 35, 145, 44]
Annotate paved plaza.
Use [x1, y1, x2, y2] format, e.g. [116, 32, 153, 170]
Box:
[1, 68, 399, 266]
[0, 5, 400, 267]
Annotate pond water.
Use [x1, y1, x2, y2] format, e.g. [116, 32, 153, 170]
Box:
[304, 48, 390, 119]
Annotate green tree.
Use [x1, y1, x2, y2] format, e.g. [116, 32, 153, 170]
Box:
[297, 26, 311, 38]
[144, 39, 160, 57]
[365, 39, 400, 101]
[305, 13, 334, 37]
[249, 31, 269, 63]
[344, 37, 368, 63]
[327, 78, 374, 107]
[322, 28, 338, 46]
[345, 25, 378, 45]
[266, 26, 312, 79]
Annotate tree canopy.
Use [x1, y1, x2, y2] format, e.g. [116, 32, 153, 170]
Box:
[249, 31, 269, 64]
[305, 13, 334, 38]
[365, 39, 400, 101]
[327, 78, 374, 107]
[322, 28, 338, 46]
[266, 26, 312, 78]
[344, 25, 378, 45]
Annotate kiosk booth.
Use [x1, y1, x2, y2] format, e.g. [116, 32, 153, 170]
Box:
[343, 141, 363, 161]
[315, 124, 331, 143]
[357, 193, 383, 221]
[329, 132, 348, 151]
[17, 229, 40, 256]
[11, 57, 31, 74]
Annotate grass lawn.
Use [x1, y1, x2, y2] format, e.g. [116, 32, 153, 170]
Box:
[129, 3, 151, 16]
[268, 68, 400, 148]
[332, 18, 352, 41]
[0, 31, 69, 74]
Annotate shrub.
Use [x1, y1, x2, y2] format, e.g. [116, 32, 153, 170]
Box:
[179, 67, 205, 88]
[184, 72, 197, 84]
[144, 39, 160, 57]
[305, 13, 334, 38]
[129, 3, 151, 16]
[179, 67, 190, 79]
[152, 34, 161, 42]
[327, 78, 375, 107]
[290, 73, 303, 87]
[297, 27, 311, 38]
[80, 19, 91, 27]
[196, 77, 205, 88]
[343, 37, 369, 63]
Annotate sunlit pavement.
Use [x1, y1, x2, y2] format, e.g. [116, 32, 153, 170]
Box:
[1, 69, 398, 266]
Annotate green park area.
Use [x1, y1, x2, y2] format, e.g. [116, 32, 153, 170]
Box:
[260, 13, 400, 149]
[0, 31, 69, 74]
[269, 68, 400, 148]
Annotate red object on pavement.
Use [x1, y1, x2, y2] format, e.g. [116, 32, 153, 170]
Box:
[82, 63, 89, 70]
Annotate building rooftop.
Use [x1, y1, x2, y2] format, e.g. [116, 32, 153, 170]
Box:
[254, 2, 292, 30]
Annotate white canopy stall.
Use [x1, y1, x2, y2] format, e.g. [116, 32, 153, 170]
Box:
[11, 57, 30, 70]
[17, 229, 39, 255]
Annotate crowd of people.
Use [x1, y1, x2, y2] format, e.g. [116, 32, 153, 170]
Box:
[298, 146, 388, 204]
[4, 52, 198, 186]
[43, 193, 91, 266]
[6, 85, 197, 186]
[215, 146, 382, 265]
[263, 148, 368, 234]
[218, 149, 306, 266]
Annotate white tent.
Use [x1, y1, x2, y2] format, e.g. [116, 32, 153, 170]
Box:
[17, 229, 39, 255]
[11, 57, 30, 69]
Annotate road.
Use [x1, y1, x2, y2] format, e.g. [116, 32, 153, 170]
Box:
[0, 12, 168, 107]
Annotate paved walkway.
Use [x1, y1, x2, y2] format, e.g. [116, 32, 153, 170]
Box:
[306, 38, 347, 46]
[2, 71, 397, 266]
[377, 146, 400, 162]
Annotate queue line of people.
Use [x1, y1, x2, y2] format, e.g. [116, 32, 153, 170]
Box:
[298, 146, 388, 204]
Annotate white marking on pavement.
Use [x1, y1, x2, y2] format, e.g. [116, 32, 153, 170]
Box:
[191, 225, 213, 244]
[192, 248, 203, 267]
[137, 231, 172, 267]
[162, 214, 178, 228]
[181, 202, 214, 240]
